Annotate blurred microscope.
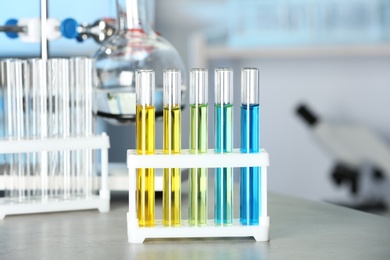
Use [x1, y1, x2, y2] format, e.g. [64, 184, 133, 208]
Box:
[297, 104, 390, 213]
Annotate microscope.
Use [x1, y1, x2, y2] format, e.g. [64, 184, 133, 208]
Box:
[297, 104, 390, 212]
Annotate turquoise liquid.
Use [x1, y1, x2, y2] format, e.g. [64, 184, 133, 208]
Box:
[214, 104, 233, 225]
[240, 104, 261, 225]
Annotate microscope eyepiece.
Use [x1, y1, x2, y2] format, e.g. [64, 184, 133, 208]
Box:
[296, 104, 318, 127]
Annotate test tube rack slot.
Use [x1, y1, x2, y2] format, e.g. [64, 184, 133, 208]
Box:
[0, 133, 110, 219]
[127, 149, 270, 243]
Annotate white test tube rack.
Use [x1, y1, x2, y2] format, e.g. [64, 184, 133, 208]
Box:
[127, 149, 270, 243]
[0, 133, 110, 219]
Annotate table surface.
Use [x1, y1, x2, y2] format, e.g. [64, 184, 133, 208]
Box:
[1, 192, 390, 259]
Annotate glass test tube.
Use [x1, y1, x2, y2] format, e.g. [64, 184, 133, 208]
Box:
[3, 60, 16, 201]
[84, 59, 95, 198]
[135, 69, 155, 227]
[69, 59, 76, 198]
[59, 59, 71, 199]
[189, 68, 208, 225]
[29, 59, 48, 200]
[71, 58, 83, 197]
[87, 59, 98, 197]
[1, 60, 11, 200]
[47, 59, 58, 198]
[47, 59, 64, 198]
[3, 60, 29, 202]
[214, 68, 233, 225]
[14, 60, 26, 202]
[21, 60, 32, 200]
[81, 58, 94, 198]
[240, 68, 261, 225]
[71, 58, 96, 198]
[28, 60, 37, 199]
[162, 69, 181, 226]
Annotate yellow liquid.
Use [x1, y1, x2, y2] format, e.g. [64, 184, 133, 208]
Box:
[136, 105, 155, 227]
[163, 106, 181, 226]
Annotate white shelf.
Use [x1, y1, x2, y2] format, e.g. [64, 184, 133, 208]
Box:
[205, 44, 390, 59]
[190, 31, 390, 67]
[127, 149, 269, 243]
[0, 134, 110, 154]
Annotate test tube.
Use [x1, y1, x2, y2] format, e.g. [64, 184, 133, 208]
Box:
[71, 57, 95, 198]
[240, 68, 261, 225]
[189, 68, 208, 225]
[59, 59, 71, 199]
[1, 60, 12, 200]
[47, 59, 61, 198]
[21, 60, 32, 200]
[14, 60, 26, 202]
[135, 69, 155, 227]
[29, 59, 47, 200]
[28, 60, 37, 198]
[1, 60, 10, 199]
[214, 68, 233, 225]
[71, 58, 83, 197]
[162, 69, 181, 226]
[3, 60, 16, 201]
[69, 59, 76, 198]
[84, 58, 95, 198]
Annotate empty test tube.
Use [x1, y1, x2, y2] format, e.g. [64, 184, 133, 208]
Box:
[189, 68, 208, 225]
[71, 58, 95, 199]
[84, 59, 95, 198]
[29, 59, 48, 200]
[162, 69, 181, 226]
[214, 68, 234, 225]
[240, 68, 261, 225]
[21, 60, 32, 200]
[27, 60, 37, 198]
[59, 59, 71, 199]
[80, 58, 94, 198]
[15, 60, 27, 202]
[1, 60, 14, 200]
[47, 59, 60, 198]
[1, 60, 13, 200]
[135, 69, 155, 227]
[71, 58, 84, 197]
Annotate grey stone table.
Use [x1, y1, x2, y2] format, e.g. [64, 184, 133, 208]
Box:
[1, 192, 390, 259]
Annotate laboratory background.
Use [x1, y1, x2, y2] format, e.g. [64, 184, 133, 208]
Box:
[1, 0, 390, 258]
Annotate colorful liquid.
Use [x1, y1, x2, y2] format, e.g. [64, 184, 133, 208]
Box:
[214, 104, 233, 225]
[163, 106, 181, 226]
[189, 104, 208, 225]
[136, 105, 155, 227]
[240, 104, 261, 225]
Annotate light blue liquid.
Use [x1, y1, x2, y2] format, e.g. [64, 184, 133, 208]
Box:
[240, 104, 261, 225]
[214, 104, 233, 225]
